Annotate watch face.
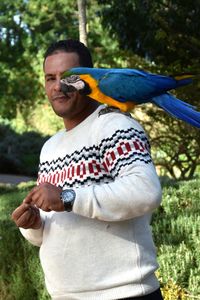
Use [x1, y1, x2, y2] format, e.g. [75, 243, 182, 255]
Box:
[63, 190, 75, 202]
[61, 189, 76, 211]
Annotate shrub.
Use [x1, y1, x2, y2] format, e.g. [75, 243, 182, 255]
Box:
[0, 123, 49, 176]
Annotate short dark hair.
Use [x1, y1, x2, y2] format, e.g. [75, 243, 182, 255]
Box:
[44, 39, 93, 67]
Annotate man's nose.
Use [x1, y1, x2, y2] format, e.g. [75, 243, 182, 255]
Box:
[54, 79, 61, 92]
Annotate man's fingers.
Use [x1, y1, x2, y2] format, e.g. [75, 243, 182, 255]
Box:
[14, 206, 39, 228]
[23, 186, 39, 204]
[11, 203, 30, 221]
[14, 207, 33, 227]
[23, 209, 37, 228]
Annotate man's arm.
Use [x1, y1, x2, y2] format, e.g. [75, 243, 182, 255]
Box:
[73, 163, 162, 221]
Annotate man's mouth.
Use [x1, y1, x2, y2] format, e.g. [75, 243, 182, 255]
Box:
[52, 94, 70, 101]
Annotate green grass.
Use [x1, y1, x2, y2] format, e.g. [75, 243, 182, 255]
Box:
[0, 182, 50, 300]
[0, 177, 200, 299]
[152, 176, 200, 298]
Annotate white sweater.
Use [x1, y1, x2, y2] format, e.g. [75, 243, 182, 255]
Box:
[20, 105, 162, 300]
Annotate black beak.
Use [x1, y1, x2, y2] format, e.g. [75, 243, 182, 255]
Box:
[60, 83, 77, 94]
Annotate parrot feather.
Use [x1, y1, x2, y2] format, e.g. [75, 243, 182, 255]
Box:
[152, 94, 200, 128]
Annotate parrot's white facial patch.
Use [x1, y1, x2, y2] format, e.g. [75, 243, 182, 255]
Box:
[60, 75, 85, 91]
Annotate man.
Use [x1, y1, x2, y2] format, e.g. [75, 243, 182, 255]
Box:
[12, 39, 163, 300]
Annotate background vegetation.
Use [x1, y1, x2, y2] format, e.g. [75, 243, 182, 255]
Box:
[0, 0, 200, 299]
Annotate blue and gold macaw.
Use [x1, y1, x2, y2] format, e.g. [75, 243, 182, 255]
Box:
[60, 67, 200, 128]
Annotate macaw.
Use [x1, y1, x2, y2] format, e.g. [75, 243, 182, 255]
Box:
[60, 67, 200, 128]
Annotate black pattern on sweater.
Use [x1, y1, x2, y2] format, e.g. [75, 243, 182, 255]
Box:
[37, 128, 152, 189]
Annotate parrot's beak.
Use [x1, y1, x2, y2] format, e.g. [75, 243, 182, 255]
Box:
[60, 82, 77, 94]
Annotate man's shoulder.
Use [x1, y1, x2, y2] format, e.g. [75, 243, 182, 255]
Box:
[95, 106, 145, 133]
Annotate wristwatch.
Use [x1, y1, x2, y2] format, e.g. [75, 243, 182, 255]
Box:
[60, 189, 76, 212]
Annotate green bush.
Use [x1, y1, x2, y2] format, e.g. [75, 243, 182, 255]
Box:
[0, 176, 200, 299]
[152, 176, 200, 298]
[0, 123, 49, 176]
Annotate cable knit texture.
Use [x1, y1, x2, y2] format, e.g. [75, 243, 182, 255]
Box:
[20, 105, 162, 300]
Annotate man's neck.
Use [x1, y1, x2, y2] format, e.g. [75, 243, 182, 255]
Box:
[63, 100, 100, 131]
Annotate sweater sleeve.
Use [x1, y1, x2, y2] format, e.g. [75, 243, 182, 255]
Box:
[73, 112, 162, 221]
[19, 210, 46, 247]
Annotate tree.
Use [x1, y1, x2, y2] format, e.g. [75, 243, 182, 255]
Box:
[98, 0, 200, 69]
[77, 0, 87, 45]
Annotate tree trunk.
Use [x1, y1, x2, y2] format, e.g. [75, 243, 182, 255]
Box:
[77, 0, 87, 46]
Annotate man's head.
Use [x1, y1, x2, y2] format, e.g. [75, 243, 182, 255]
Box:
[44, 39, 93, 68]
[43, 39, 98, 130]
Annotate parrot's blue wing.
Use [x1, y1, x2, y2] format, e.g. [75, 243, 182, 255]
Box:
[98, 70, 193, 103]
[152, 94, 200, 128]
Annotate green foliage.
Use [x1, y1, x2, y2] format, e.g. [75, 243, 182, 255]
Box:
[0, 177, 200, 299]
[23, 0, 78, 50]
[152, 176, 200, 296]
[98, 0, 200, 68]
[0, 121, 49, 176]
[29, 103, 64, 135]
[0, 0, 78, 119]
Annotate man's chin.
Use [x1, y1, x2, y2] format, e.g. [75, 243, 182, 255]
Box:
[52, 108, 66, 118]
[51, 105, 73, 119]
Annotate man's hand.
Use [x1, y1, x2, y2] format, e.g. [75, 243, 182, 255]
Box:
[24, 183, 64, 212]
[11, 203, 42, 229]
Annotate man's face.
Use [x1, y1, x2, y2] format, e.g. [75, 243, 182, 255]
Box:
[44, 51, 90, 121]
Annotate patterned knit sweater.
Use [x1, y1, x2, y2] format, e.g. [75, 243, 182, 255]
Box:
[20, 105, 162, 300]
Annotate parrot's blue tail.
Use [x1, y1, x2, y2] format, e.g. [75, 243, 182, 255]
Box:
[152, 93, 200, 128]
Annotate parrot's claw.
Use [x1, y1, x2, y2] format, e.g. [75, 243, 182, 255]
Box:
[98, 106, 132, 117]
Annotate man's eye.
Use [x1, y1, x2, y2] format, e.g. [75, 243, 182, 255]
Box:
[46, 77, 55, 82]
